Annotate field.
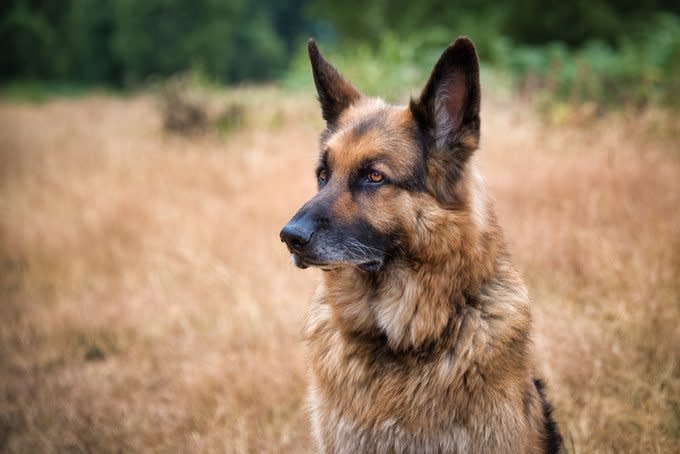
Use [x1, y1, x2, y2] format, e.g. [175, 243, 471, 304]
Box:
[1, 88, 679, 453]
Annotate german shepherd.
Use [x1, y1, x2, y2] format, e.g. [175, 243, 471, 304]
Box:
[280, 37, 562, 454]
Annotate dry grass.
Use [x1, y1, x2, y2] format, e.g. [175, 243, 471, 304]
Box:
[0, 87, 678, 453]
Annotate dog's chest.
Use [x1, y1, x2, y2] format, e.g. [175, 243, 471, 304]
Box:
[304, 287, 536, 453]
[309, 383, 529, 454]
[310, 396, 476, 454]
[306, 330, 483, 452]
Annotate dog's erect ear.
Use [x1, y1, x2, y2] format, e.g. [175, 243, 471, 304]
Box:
[410, 37, 481, 153]
[410, 38, 481, 208]
[308, 39, 361, 125]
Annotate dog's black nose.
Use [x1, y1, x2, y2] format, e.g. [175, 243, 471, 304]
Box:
[280, 220, 314, 252]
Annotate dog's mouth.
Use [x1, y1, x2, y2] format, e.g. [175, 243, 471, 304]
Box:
[290, 253, 332, 270]
[291, 253, 383, 273]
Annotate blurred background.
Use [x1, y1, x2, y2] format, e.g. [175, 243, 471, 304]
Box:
[1, 1, 679, 453]
[2, 0, 680, 107]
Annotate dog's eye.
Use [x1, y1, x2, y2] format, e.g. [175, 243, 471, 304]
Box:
[367, 170, 384, 184]
[318, 169, 328, 185]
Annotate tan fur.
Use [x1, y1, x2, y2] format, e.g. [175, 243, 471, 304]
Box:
[302, 108, 553, 454]
[290, 39, 559, 454]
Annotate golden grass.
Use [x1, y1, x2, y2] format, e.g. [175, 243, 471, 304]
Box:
[0, 88, 678, 453]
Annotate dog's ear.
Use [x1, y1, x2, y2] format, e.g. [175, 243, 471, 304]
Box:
[410, 37, 480, 154]
[410, 37, 481, 207]
[308, 39, 361, 125]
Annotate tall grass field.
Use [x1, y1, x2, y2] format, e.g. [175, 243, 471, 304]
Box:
[1, 85, 679, 452]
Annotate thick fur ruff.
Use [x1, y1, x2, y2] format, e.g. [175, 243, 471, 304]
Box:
[282, 37, 562, 454]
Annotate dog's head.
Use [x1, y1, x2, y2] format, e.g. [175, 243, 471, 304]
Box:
[280, 37, 481, 272]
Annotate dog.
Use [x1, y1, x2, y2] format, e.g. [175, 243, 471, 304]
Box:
[280, 37, 562, 454]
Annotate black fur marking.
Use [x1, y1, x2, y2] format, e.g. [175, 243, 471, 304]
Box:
[308, 39, 361, 125]
[319, 127, 335, 148]
[318, 150, 329, 172]
[390, 123, 428, 193]
[351, 115, 384, 139]
[534, 378, 563, 454]
[393, 149, 427, 192]
[392, 171, 426, 192]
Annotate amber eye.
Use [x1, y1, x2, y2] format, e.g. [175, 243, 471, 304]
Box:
[318, 169, 328, 184]
[367, 170, 384, 184]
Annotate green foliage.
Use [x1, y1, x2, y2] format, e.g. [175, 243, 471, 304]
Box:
[287, 12, 680, 110]
[0, 80, 103, 103]
[496, 13, 680, 109]
[109, 0, 283, 84]
[285, 30, 454, 102]
[0, 0, 69, 79]
[1, 0, 679, 109]
[1, 0, 302, 86]
[309, 0, 680, 49]
[68, 0, 121, 83]
[502, 0, 679, 47]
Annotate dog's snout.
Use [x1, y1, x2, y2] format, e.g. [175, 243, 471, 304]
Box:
[280, 220, 314, 252]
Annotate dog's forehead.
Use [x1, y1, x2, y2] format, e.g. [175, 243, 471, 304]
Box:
[322, 99, 419, 175]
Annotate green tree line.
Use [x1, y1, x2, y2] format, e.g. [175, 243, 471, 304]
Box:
[1, 0, 679, 86]
[0, 0, 308, 85]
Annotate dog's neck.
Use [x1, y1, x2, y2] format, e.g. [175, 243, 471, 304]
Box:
[323, 166, 502, 351]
